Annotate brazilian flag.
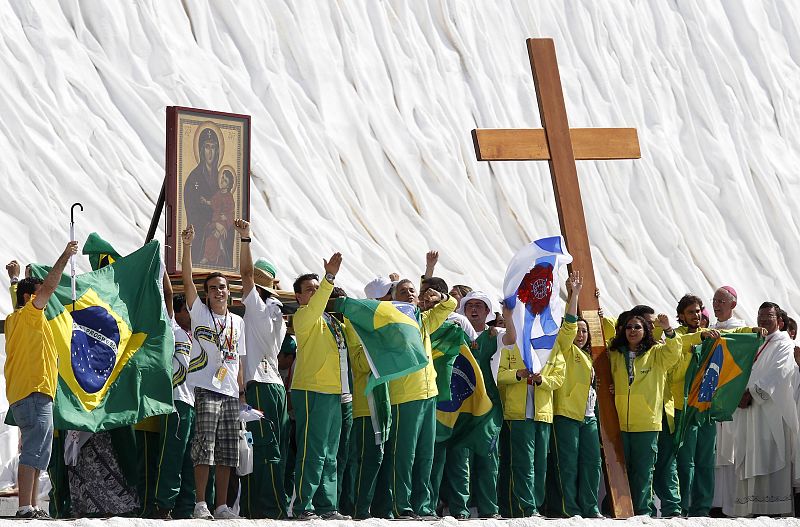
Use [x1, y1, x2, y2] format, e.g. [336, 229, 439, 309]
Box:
[82, 232, 121, 270]
[431, 321, 470, 402]
[334, 298, 428, 392]
[436, 338, 500, 452]
[31, 240, 174, 432]
[676, 333, 761, 447]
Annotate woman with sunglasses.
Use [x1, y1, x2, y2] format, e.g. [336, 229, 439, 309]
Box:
[549, 271, 603, 518]
[608, 310, 681, 516]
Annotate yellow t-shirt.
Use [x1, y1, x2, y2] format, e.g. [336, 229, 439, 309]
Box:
[4, 299, 58, 404]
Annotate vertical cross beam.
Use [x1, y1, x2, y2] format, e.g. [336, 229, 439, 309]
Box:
[528, 37, 634, 519]
[472, 38, 637, 518]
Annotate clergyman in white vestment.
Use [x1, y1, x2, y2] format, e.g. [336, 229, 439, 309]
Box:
[731, 303, 800, 517]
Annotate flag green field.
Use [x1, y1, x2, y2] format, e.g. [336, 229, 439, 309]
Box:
[676, 333, 760, 447]
[31, 240, 173, 432]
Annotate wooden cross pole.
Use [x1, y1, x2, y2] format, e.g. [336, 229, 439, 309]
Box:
[472, 38, 640, 518]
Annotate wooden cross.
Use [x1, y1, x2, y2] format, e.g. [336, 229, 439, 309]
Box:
[472, 38, 640, 518]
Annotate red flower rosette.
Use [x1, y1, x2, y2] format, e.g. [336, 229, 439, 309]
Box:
[516, 263, 554, 315]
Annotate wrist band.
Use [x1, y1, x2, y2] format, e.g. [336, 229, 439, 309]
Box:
[240, 237, 251, 243]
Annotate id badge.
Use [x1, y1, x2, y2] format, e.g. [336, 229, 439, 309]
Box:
[212, 366, 228, 389]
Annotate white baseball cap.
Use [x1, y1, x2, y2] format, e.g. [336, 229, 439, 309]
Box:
[364, 276, 395, 299]
[458, 291, 496, 322]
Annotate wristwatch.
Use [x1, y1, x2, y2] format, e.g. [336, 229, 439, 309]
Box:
[325, 273, 336, 284]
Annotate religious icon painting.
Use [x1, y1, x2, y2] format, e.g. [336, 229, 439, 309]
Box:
[165, 107, 251, 274]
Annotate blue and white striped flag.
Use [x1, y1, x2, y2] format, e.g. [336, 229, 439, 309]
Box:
[502, 236, 572, 372]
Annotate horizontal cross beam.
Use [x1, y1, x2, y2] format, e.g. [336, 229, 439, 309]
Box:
[472, 128, 640, 161]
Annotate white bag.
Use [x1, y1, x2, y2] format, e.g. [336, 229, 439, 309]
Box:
[236, 421, 254, 476]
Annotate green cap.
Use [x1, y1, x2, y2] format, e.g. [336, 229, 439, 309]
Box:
[254, 258, 276, 278]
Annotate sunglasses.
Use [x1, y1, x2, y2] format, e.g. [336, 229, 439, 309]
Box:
[625, 325, 643, 331]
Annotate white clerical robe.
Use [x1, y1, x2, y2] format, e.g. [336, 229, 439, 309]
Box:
[731, 331, 800, 517]
[711, 317, 746, 511]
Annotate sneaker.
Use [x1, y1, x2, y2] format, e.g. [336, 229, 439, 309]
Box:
[420, 515, 440, 521]
[295, 511, 319, 521]
[396, 510, 421, 520]
[193, 502, 214, 520]
[455, 513, 470, 519]
[33, 509, 53, 520]
[15, 507, 36, 519]
[320, 511, 351, 520]
[213, 505, 241, 520]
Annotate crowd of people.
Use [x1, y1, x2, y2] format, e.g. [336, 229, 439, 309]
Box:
[3, 218, 800, 520]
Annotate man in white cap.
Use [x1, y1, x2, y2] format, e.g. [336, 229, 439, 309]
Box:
[364, 276, 395, 301]
[234, 219, 290, 519]
[444, 292, 515, 519]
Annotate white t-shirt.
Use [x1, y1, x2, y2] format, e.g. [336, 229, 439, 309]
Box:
[242, 288, 285, 386]
[189, 297, 246, 398]
[172, 319, 195, 407]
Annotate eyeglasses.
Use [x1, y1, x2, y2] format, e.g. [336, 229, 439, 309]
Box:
[625, 325, 643, 331]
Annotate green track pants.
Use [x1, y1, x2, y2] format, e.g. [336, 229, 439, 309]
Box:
[675, 410, 715, 516]
[136, 430, 161, 517]
[334, 401, 353, 511]
[621, 431, 659, 516]
[373, 397, 437, 517]
[551, 415, 601, 517]
[240, 382, 290, 519]
[498, 419, 550, 518]
[652, 412, 680, 517]
[292, 390, 342, 515]
[153, 401, 196, 518]
[430, 443, 469, 517]
[447, 447, 499, 517]
[344, 416, 385, 518]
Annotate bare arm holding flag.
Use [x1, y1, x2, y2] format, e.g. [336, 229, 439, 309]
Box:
[33, 242, 78, 310]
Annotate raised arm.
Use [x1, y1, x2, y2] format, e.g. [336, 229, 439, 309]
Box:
[180, 226, 198, 308]
[423, 250, 438, 280]
[235, 219, 254, 298]
[33, 242, 78, 310]
[565, 271, 581, 318]
[501, 302, 516, 346]
[292, 253, 342, 334]
[7, 259, 20, 309]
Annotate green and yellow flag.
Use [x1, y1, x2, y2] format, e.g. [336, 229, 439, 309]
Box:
[436, 337, 500, 452]
[334, 298, 428, 392]
[81, 232, 121, 270]
[32, 240, 173, 432]
[431, 321, 470, 402]
[676, 333, 760, 447]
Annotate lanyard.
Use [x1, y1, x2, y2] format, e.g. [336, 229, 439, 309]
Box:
[209, 306, 233, 356]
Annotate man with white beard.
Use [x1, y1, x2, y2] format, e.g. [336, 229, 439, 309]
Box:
[731, 302, 800, 517]
[710, 286, 746, 516]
